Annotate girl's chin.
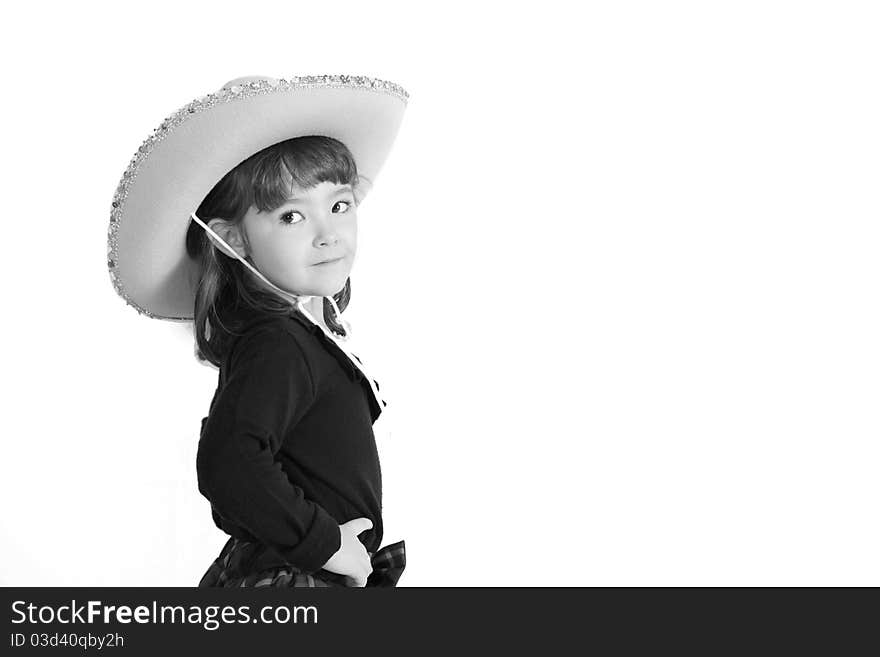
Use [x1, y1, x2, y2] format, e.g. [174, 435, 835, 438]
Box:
[269, 266, 350, 299]
[301, 278, 349, 298]
[313, 269, 350, 288]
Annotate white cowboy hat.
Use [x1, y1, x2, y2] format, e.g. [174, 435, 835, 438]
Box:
[106, 74, 409, 321]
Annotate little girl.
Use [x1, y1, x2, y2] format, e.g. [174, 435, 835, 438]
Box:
[106, 74, 409, 587]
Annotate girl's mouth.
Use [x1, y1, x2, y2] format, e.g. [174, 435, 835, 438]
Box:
[314, 256, 345, 266]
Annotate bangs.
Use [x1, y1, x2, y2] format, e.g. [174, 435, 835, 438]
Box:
[250, 136, 359, 214]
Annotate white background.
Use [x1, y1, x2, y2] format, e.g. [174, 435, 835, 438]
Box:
[1, 0, 878, 586]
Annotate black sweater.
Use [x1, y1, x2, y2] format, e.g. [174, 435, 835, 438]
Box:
[196, 304, 384, 576]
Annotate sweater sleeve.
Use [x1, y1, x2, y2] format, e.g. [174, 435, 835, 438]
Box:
[196, 325, 342, 574]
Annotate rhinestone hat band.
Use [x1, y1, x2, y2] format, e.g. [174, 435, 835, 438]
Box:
[107, 74, 409, 320]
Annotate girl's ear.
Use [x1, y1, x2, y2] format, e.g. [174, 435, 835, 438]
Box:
[206, 218, 249, 260]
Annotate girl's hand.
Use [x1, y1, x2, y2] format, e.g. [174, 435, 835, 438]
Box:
[321, 518, 373, 587]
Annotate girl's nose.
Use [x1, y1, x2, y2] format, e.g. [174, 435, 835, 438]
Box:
[313, 213, 339, 247]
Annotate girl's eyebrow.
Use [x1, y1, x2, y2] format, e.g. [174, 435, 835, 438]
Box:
[284, 186, 354, 203]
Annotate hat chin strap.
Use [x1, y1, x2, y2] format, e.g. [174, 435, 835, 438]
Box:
[190, 212, 351, 339]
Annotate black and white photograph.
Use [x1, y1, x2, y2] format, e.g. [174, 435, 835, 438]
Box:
[1, 0, 878, 642]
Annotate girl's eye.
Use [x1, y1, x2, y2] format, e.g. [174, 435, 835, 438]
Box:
[279, 210, 304, 225]
[278, 200, 353, 225]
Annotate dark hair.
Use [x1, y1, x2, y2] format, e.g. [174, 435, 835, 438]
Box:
[185, 135, 359, 368]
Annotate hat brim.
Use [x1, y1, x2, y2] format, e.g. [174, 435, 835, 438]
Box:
[108, 75, 408, 321]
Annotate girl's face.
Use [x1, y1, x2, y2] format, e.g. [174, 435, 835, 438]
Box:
[240, 181, 358, 298]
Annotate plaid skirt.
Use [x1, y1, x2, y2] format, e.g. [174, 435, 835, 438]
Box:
[198, 536, 406, 588]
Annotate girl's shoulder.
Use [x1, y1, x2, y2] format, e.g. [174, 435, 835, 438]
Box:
[220, 318, 318, 403]
[225, 311, 316, 371]
[231, 309, 366, 387]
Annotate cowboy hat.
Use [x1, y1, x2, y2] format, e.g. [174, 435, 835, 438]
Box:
[106, 74, 409, 321]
